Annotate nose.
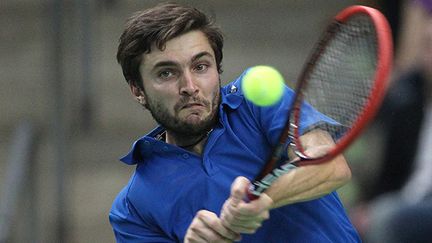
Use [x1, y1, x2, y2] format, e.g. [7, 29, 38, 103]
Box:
[179, 71, 199, 96]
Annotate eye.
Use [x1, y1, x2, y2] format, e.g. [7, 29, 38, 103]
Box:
[158, 70, 176, 80]
[194, 63, 208, 73]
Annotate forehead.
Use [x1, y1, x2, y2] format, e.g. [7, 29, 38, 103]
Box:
[142, 30, 215, 68]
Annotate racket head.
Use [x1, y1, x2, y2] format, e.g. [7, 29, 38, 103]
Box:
[247, 5, 393, 200]
[291, 5, 393, 164]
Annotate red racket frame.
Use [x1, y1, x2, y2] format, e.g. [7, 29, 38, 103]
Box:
[248, 5, 393, 200]
[293, 5, 393, 165]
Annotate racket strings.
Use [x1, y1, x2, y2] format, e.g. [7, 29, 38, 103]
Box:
[302, 15, 378, 142]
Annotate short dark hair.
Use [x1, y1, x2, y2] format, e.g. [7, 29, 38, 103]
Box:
[117, 2, 224, 89]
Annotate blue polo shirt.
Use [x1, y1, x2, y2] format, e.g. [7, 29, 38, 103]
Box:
[109, 70, 360, 242]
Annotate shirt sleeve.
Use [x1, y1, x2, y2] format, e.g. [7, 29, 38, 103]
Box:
[109, 188, 174, 243]
[251, 84, 338, 146]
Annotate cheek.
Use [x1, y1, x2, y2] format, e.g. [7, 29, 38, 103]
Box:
[201, 74, 220, 96]
[147, 87, 178, 111]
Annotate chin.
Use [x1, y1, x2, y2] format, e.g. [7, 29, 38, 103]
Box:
[184, 114, 205, 123]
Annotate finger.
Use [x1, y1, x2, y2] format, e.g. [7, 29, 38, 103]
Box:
[222, 208, 269, 224]
[220, 212, 263, 234]
[223, 198, 271, 220]
[185, 215, 210, 243]
[221, 199, 271, 235]
[221, 209, 268, 232]
[184, 229, 207, 243]
[221, 215, 264, 230]
[223, 177, 260, 222]
[222, 223, 261, 234]
[190, 225, 231, 243]
[221, 204, 269, 235]
[237, 192, 273, 216]
[186, 210, 236, 243]
[229, 176, 250, 205]
[197, 210, 241, 241]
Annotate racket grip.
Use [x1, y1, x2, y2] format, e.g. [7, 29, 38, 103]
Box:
[247, 160, 299, 201]
[246, 185, 260, 201]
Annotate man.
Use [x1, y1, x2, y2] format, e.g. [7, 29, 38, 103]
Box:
[110, 3, 360, 242]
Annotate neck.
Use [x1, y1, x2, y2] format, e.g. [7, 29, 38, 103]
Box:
[166, 129, 213, 154]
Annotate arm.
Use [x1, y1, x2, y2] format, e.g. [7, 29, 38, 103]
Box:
[110, 209, 175, 243]
[220, 129, 352, 233]
[111, 192, 239, 242]
[110, 213, 173, 243]
[266, 129, 352, 208]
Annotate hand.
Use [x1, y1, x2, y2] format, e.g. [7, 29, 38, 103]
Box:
[220, 177, 273, 234]
[185, 210, 241, 243]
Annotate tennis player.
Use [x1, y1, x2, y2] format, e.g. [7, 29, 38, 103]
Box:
[109, 3, 360, 242]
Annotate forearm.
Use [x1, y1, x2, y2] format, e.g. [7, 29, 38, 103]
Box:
[219, 158, 351, 235]
[219, 154, 351, 235]
[220, 129, 352, 235]
[265, 154, 351, 209]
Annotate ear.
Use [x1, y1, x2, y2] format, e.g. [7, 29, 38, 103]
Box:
[129, 84, 146, 105]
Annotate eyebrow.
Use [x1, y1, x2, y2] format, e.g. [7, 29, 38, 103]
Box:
[152, 51, 214, 69]
[191, 51, 214, 63]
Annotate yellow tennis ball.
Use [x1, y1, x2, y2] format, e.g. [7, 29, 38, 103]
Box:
[242, 66, 285, 106]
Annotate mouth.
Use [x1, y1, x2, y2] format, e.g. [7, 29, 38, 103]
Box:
[182, 102, 205, 109]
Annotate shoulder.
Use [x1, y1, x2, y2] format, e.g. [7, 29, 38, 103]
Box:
[109, 181, 177, 242]
[109, 172, 166, 235]
[110, 173, 143, 219]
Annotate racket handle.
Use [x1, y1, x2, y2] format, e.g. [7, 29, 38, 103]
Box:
[246, 186, 260, 201]
[247, 161, 299, 201]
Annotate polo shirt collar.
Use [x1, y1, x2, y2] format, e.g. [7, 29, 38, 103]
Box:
[220, 69, 247, 110]
[120, 126, 165, 165]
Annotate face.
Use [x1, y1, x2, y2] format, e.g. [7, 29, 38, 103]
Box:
[134, 30, 221, 135]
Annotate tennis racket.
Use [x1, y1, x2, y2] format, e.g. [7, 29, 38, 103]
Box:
[247, 5, 393, 200]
